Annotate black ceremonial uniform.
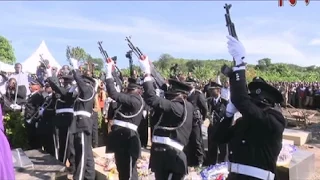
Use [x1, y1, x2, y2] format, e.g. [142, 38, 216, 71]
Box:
[143, 78, 193, 180]
[70, 70, 96, 180]
[47, 76, 76, 164]
[138, 103, 149, 148]
[24, 89, 45, 149]
[206, 82, 228, 165]
[212, 70, 286, 180]
[41, 93, 56, 156]
[105, 77, 144, 180]
[185, 87, 208, 167]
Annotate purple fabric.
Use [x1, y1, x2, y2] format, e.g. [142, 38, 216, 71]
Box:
[0, 104, 15, 180]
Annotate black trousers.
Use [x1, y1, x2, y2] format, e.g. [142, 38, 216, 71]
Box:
[53, 126, 70, 163]
[150, 144, 187, 180]
[207, 124, 227, 165]
[113, 135, 141, 180]
[91, 111, 99, 148]
[73, 131, 95, 180]
[68, 133, 76, 174]
[25, 122, 42, 150]
[185, 121, 204, 166]
[40, 121, 55, 157]
[137, 114, 148, 148]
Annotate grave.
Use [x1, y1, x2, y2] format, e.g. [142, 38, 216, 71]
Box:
[282, 128, 312, 146]
[14, 149, 67, 180]
[277, 149, 315, 180]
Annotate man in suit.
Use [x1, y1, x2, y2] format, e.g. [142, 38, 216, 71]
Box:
[206, 82, 228, 165]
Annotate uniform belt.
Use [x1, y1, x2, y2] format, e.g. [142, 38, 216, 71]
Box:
[73, 111, 91, 118]
[152, 136, 184, 151]
[113, 120, 138, 131]
[56, 108, 74, 114]
[229, 162, 275, 180]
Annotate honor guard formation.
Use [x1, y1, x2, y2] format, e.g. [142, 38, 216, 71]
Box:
[2, 3, 309, 180]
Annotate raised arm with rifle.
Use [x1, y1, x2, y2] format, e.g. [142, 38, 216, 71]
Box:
[221, 4, 246, 77]
[37, 54, 50, 85]
[98, 41, 123, 92]
[125, 36, 166, 90]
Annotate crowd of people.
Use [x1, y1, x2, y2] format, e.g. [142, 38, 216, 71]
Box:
[0, 35, 295, 180]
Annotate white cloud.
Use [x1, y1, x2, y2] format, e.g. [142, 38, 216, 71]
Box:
[309, 39, 320, 46]
[2, 6, 319, 66]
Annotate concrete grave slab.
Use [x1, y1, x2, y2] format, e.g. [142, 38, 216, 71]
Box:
[283, 128, 312, 146]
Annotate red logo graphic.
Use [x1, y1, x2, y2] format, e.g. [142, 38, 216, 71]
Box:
[279, 0, 310, 7]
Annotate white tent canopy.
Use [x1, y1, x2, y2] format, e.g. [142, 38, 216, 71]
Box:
[0, 61, 14, 72]
[22, 41, 61, 74]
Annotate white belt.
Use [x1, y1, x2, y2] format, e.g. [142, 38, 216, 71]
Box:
[113, 120, 138, 131]
[229, 162, 275, 180]
[73, 111, 91, 118]
[56, 108, 74, 114]
[152, 136, 184, 151]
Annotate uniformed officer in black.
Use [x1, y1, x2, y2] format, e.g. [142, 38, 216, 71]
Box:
[206, 81, 228, 165]
[24, 79, 45, 149]
[211, 35, 286, 180]
[69, 58, 96, 180]
[105, 58, 144, 180]
[47, 75, 76, 164]
[184, 80, 208, 167]
[40, 82, 56, 157]
[138, 55, 194, 180]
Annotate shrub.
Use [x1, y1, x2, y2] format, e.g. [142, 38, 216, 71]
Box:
[4, 111, 29, 150]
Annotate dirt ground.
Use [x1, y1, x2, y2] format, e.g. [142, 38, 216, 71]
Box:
[283, 107, 320, 179]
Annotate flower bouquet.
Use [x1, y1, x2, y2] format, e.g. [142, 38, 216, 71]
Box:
[277, 144, 297, 167]
[200, 162, 229, 180]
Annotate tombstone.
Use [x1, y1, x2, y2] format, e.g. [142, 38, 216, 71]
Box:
[276, 149, 315, 180]
[11, 148, 34, 170]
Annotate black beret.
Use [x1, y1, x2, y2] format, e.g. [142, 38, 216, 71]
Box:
[209, 82, 222, 89]
[248, 76, 283, 103]
[127, 77, 141, 90]
[167, 79, 193, 94]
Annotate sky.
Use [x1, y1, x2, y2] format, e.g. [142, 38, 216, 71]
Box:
[0, 1, 319, 69]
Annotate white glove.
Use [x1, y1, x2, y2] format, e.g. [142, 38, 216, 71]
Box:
[39, 107, 44, 116]
[226, 101, 238, 117]
[155, 89, 164, 97]
[10, 104, 21, 110]
[226, 35, 246, 66]
[142, 110, 147, 118]
[70, 58, 79, 70]
[138, 55, 151, 75]
[105, 58, 114, 79]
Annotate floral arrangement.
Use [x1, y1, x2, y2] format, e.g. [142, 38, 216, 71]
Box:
[277, 144, 297, 166]
[94, 153, 153, 179]
[200, 162, 229, 180]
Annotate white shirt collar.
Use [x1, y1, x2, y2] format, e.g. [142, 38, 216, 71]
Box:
[214, 95, 220, 103]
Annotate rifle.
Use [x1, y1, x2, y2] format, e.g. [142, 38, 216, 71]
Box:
[221, 4, 244, 77]
[125, 50, 134, 78]
[224, 4, 238, 41]
[39, 54, 49, 69]
[97, 41, 123, 91]
[125, 36, 166, 89]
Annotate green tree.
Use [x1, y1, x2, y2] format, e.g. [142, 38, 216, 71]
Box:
[86, 55, 104, 71]
[119, 53, 320, 82]
[0, 36, 16, 65]
[66, 46, 88, 62]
